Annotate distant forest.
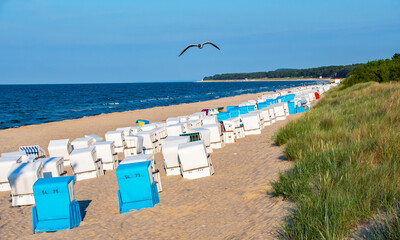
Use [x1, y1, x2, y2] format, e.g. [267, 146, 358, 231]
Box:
[203, 64, 363, 80]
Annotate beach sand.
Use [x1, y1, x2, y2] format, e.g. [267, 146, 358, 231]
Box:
[0, 90, 299, 239]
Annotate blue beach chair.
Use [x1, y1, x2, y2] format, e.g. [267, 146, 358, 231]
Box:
[238, 106, 248, 115]
[32, 176, 81, 233]
[116, 161, 159, 213]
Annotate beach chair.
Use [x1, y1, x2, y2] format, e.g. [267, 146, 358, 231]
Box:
[116, 161, 160, 213]
[136, 119, 150, 127]
[201, 124, 225, 149]
[69, 147, 104, 181]
[19, 145, 46, 158]
[178, 116, 189, 123]
[124, 135, 144, 156]
[105, 130, 127, 153]
[166, 123, 185, 136]
[187, 128, 213, 153]
[261, 109, 272, 126]
[241, 113, 262, 135]
[203, 115, 218, 125]
[136, 130, 158, 154]
[265, 106, 276, 123]
[48, 139, 73, 166]
[35, 157, 66, 178]
[166, 117, 180, 126]
[178, 140, 214, 180]
[189, 119, 202, 129]
[141, 123, 157, 131]
[272, 104, 286, 121]
[189, 112, 206, 121]
[71, 137, 95, 150]
[85, 134, 104, 142]
[8, 161, 43, 206]
[162, 136, 190, 176]
[116, 127, 133, 137]
[92, 141, 119, 171]
[222, 117, 245, 139]
[0, 156, 23, 191]
[32, 176, 81, 233]
[120, 154, 161, 192]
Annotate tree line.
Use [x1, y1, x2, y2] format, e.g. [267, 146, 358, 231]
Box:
[203, 64, 363, 80]
[344, 53, 400, 87]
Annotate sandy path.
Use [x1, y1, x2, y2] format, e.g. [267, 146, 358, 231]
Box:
[0, 91, 299, 239]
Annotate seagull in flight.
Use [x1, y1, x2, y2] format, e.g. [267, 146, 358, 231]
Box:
[179, 42, 220, 56]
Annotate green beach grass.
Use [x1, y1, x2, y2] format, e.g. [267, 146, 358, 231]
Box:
[271, 82, 400, 239]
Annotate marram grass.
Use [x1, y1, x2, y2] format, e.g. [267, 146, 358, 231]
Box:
[272, 82, 400, 239]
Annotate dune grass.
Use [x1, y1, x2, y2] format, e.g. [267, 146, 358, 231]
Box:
[272, 82, 400, 239]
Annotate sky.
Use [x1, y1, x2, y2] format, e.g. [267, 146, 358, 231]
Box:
[0, 0, 399, 84]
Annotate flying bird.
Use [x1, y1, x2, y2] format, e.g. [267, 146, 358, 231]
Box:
[179, 42, 220, 56]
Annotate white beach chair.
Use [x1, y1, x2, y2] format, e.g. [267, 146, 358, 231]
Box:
[241, 113, 262, 135]
[71, 137, 95, 150]
[223, 117, 245, 139]
[48, 139, 73, 166]
[178, 140, 214, 180]
[203, 115, 218, 125]
[0, 156, 23, 191]
[141, 123, 157, 131]
[189, 119, 202, 129]
[166, 117, 180, 126]
[92, 141, 119, 171]
[8, 161, 43, 206]
[136, 130, 158, 154]
[272, 104, 286, 121]
[187, 128, 213, 153]
[265, 106, 276, 123]
[35, 157, 65, 178]
[166, 123, 185, 136]
[124, 135, 144, 156]
[201, 124, 225, 149]
[162, 136, 190, 176]
[105, 130, 127, 153]
[261, 109, 272, 126]
[85, 134, 104, 142]
[69, 146, 104, 181]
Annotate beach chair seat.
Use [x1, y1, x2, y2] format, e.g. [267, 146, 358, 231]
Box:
[92, 141, 119, 170]
[162, 136, 190, 176]
[0, 156, 23, 191]
[8, 161, 43, 206]
[105, 130, 127, 153]
[116, 160, 160, 213]
[69, 147, 104, 181]
[36, 157, 66, 178]
[71, 137, 95, 150]
[48, 139, 73, 166]
[178, 140, 214, 180]
[124, 135, 144, 156]
[84, 134, 104, 142]
[19, 145, 46, 158]
[32, 176, 81, 233]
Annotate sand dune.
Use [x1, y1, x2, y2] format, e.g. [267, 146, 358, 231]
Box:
[0, 90, 299, 239]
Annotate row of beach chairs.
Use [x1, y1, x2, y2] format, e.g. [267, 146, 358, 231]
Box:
[0, 83, 336, 233]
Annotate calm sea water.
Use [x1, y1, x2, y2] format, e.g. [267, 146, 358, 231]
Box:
[0, 81, 318, 129]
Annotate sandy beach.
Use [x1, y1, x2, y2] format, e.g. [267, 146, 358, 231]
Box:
[0, 90, 300, 239]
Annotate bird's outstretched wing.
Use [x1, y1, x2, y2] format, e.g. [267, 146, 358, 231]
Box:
[203, 42, 220, 50]
[179, 44, 198, 56]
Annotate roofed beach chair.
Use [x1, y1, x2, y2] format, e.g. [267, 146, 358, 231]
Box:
[19, 145, 46, 158]
[241, 113, 262, 136]
[178, 140, 214, 180]
[8, 161, 43, 206]
[92, 141, 119, 171]
[162, 136, 190, 176]
[69, 146, 104, 181]
[32, 176, 81, 233]
[85, 134, 104, 142]
[105, 130, 127, 153]
[0, 156, 23, 191]
[124, 135, 144, 156]
[136, 130, 158, 154]
[48, 139, 73, 166]
[35, 157, 66, 178]
[71, 137, 95, 150]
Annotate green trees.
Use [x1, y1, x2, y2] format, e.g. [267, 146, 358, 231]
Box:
[203, 64, 362, 80]
[344, 53, 400, 87]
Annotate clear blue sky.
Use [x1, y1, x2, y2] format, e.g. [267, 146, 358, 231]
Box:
[0, 0, 399, 84]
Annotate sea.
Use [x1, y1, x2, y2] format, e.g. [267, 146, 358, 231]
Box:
[0, 81, 319, 130]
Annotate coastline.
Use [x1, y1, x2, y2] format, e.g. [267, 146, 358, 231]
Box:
[199, 78, 330, 82]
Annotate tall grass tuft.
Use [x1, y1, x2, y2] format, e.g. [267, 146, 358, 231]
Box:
[272, 82, 400, 239]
